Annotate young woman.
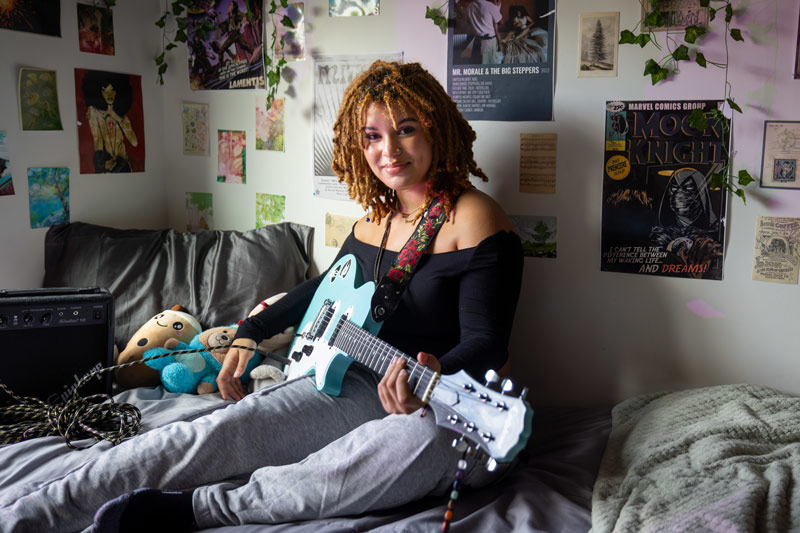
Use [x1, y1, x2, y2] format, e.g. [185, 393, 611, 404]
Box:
[4, 61, 523, 533]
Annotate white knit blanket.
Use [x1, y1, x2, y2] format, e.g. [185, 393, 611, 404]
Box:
[590, 384, 800, 533]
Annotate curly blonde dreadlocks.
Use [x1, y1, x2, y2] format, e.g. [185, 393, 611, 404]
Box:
[331, 60, 488, 224]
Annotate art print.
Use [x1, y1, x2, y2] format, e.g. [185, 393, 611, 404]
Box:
[77, 3, 115, 55]
[0, 132, 14, 196]
[760, 121, 800, 189]
[18, 68, 63, 131]
[328, 0, 379, 17]
[255, 96, 285, 151]
[641, 0, 709, 32]
[752, 216, 800, 284]
[74, 69, 146, 173]
[181, 102, 210, 155]
[0, 1, 60, 36]
[217, 130, 246, 183]
[600, 100, 728, 280]
[186, 192, 213, 231]
[255, 193, 285, 227]
[578, 12, 619, 77]
[509, 214, 557, 258]
[187, 0, 265, 90]
[28, 167, 69, 229]
[325, 213, 359, 247]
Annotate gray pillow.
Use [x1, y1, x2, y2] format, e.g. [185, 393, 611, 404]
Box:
[43, 222, 314, 348]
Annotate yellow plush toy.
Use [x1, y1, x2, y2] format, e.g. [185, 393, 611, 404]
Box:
[115, 305, 203, 389]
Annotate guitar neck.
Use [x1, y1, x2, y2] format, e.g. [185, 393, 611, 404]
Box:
[331, 318, 436, 402]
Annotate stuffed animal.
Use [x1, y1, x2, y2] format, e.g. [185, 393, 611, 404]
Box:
[115, 306, 203, 389]
[143, 324, 265, 394]
[245, 293, 294, 391]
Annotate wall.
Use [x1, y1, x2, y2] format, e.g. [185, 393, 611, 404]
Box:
[0, 0, 167, 289]
[2, 0, 799, 407]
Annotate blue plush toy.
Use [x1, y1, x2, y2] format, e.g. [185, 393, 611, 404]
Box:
[143, 324, 263, 394]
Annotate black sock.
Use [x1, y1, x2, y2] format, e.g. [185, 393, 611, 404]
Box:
[93, 488, 197, 533]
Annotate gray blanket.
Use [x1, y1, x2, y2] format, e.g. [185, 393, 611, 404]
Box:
[591, 384, 800, 533]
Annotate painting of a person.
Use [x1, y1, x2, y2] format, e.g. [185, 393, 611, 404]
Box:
[81, 71, 138, 173]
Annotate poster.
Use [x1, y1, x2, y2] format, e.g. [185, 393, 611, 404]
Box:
[759, 121, 800, 189]
[255, 192, 285, 227]
[19, 68, 63, 131]
[187, 0, 265, 90]
[313, 52, 402, 200]
[181, 102, 210, 156]
[325, 213, 359, 247]
[74, 68, 146, 173]
[0, 1, 60, 36]
[519, 133, 556, 193]
[447, 0, 555, 121]
[77, 3, 115, 55]
[255, 96, 285, 151]
[0, 132, 14, 196]
[217, 130, 246, 183]
[601, 100, 728, 280]
[274, 2, 305, 61]
[578, 12, 619, 78]
[329, 0, 379, 16]
[752, 216, 800, 285]
[186, 192, 213, 231]
[28, 167, 69, 229]
[642, 0, 709, 32]
[510, 214, 557, 258]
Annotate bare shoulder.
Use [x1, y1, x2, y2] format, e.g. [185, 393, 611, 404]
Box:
[353, 213, 385, 247]
[448, 189, 514, 249]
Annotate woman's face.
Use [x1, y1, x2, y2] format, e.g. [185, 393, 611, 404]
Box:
[361, 102, 432, 196]
[101, 83, 116, 106]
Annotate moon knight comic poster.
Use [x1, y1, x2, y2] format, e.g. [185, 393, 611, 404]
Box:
[601, 100, 728, 280]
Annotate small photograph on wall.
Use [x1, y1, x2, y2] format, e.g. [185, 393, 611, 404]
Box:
[509, 214, 557, 258]
[325, 213, 359, 247]
[181, 102, 210, 156]
[274, 2, 305, 61]
[0, 1, 60, 37]
[329, 0, 379, 17]
[255, 96, 285, 152]
[77, 3, 115, 55]
[28, 167, 69, 229]
[641, 0, 708, 32]
[186, 192, 213, 231]
[74, 68, 146, 173]
[217, 130, 246, 183]
[18, 68, 63, 131]
[760, 121, 800, 189]
[255, 193, 285, 227]
[186, 0, 265, 91]
[752, 216, 800, 285]
[0, 132, 15, 196]
[578, 12, 619, 77]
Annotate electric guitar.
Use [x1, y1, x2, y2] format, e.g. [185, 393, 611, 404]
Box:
[286, 254, 533, 465]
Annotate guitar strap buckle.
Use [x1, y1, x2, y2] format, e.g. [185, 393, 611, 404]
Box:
[370, 197, 447, 322]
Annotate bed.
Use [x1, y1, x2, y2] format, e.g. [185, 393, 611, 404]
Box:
[0, 221, 611, 532]
[3, 222, 797, 532]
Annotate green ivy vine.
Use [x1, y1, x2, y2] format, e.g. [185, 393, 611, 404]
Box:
[154, 0, 291, 107]
[425, 2, 449, 34]
[620, 0, 755, 203]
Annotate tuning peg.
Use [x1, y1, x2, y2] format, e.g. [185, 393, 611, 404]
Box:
[501, 378, 514, 394]
[484, 369, 500, 390]
[485, 457, 498, 472]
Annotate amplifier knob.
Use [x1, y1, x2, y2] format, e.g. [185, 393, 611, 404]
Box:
[23, 313, 33, 325]
[0, 315, 7, 326]
[40, 312, 52, 325]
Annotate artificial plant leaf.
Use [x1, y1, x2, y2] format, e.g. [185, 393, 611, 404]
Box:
[171, 1, 184, 16]
[177, 16, 189, 30]
[734, 189, 746, 203]
[155, 13, 167, 28]
[737, 169, 755, 186]
[175, 29, 188, 42]
[709, 172, 725, 190]
[281, 15, 295, 28]
[688, 108, 709, 130]
[727, 98, 742, 113]
[643, 58, 660, 75]
[651, 67, 669, 84]
[634, 33, 652, 47]
[695, 51, 707, 67]
[725, 4, 733, 23]
[166, 42, 177, 51]
[645, 9, 665, 28]
[155, 52, 165, 65]
[619, 29, 637, 44]
[672, 45, 690, 61]
[699, 0, 710, 6]
[730, 28, 744, 42]
[684, 25, 706, 44]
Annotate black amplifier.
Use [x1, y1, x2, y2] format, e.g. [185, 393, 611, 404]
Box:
[0, 287, 114, 404]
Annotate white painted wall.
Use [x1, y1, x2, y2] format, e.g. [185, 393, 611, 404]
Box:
[2, 0, 799, 406]
[0, 0, 167, 289]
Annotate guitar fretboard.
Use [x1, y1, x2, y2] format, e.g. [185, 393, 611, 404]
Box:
[330, 317, 436, 401]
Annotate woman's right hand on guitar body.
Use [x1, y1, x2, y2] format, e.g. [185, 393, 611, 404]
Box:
[218, 337, 258, 401]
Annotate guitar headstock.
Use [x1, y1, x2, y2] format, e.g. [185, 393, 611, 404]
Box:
[428, 369, 533, 464]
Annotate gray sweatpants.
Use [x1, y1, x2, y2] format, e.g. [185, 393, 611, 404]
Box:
[3, 367, 495, 532]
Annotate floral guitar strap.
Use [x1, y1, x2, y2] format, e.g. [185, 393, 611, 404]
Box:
[370, 197, 447, 323]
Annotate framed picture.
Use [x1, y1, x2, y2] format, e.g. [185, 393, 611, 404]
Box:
[794, 6, 800, 79]
[760, 121, 800, 189]
[641, 0, 708, 32]
[578, 12, 619, 77]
